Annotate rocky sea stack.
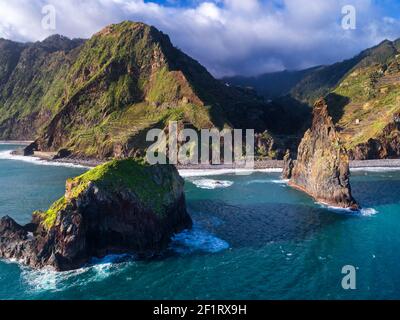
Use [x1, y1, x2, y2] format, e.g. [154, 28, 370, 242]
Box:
[283, 99, 360, 210]
[0, 159, 192, 271]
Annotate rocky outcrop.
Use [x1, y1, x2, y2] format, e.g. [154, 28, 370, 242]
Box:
[0, 159, 192, 271]
[284, 99, 359, 210]
[281, 150, 294, 179]
[254, 131, 280, 159]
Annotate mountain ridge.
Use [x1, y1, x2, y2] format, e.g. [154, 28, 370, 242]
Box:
[226, 37, 400, 160]
[0, 21, 271, 160]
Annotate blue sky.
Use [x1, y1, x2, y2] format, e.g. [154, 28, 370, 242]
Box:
[1, 0, 400, 77]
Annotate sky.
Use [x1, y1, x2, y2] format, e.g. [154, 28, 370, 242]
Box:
[1, 0, 400, 77]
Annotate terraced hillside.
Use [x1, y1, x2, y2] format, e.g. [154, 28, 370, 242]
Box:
[326, 48, 400, 159]
[226, 39, 400, 160]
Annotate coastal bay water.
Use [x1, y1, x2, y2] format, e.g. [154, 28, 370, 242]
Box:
[0, 144, 400, 299]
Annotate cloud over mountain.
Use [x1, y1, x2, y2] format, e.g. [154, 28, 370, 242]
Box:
[1, 0, 400, 77]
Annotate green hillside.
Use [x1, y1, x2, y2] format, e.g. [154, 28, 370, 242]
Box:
[0, 36, 84, 139]
[0, 22, 270, 159]
[226, 38, 400, 159]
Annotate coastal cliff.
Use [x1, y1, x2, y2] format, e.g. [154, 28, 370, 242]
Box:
[0, 159, 192, 271]
[283, 99, 359, 210]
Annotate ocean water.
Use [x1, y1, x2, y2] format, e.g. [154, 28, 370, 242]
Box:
[0, 144, 400, 300]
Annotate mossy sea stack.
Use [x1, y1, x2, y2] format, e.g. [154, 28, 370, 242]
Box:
[282, 99, 360, 210]
[0, 159, 192, 271]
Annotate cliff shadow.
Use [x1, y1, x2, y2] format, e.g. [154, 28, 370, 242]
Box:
[263, 95, 312, 136]
[325, 92, 351, 125]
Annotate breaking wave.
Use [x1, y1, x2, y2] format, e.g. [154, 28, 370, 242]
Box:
[179, 168, 282, 177]
[21, 254, 133, 293]
[359, 208, 378, 217]
[317, 202, 378, 217]
[191, 179, 234, 189]
[0, 150, 89, 169]
[246, 178, 288, 185]
[171, 225, 230, 254]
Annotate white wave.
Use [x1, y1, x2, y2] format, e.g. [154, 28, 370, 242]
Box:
[21, 254, 133, 293]
[246, 178, 288, 185]
[191, 179, 234, 190]
[319, 203, 354, 213]
[179, 166, 400, 176]
[271, 179, 289, 184]
[171, 225, 229, 254]
[359, 208, 378, 217]
[0, 150, 90, 169]
[351, 167, 400, 172]
[179, 168, 282, 177]
[317, 202, 378, 216]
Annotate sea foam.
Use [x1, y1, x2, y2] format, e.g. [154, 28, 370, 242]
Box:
[0, 150, 90, 169]
[171, 225, 230, 254]
[317, 202, 378, 216]
[245, 178, 288, 185]
[191, 179, 234, 190]
[179, 168, 282, 177]
[21, 254, 133, 293]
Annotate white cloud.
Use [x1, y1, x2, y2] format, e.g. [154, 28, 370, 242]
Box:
[0, 0, 399, 77]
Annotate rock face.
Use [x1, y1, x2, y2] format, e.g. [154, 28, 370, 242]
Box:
[348, 116, 400, 160]
[283, 99, 359, 210]
[0, 159, 192, 271]
[254, 130, 285, 159]
[281, 150, 294, 179]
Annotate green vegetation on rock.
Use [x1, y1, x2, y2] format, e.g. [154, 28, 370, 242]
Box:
[225, 38, 400, 158]
[37, 159, 180, 229]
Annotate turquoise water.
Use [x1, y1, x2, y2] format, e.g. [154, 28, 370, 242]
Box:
[0, 144, 400, 300]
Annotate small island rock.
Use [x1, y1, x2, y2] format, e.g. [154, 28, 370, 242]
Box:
[0, 159, 192, 271]
[283, 99, 359, 210]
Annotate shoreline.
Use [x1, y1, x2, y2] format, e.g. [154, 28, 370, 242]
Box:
[2, 144, 400, 171]
[53, 159, 400, 170]
[349, 159, 400, 168]
[0, 140, 33, 145]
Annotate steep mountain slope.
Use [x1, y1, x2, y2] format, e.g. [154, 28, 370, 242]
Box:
[291, 39, 399, 105]
[226, 39, 399, 106]
[291, 39, 400, 159]
[326, 44, 400, 159]
[226, 39, 400, 159]
[0, 36, 84, 139]
[223, 67, 319, 100]
[0, 21, 270, 159]
[35, 22, 270, 159]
